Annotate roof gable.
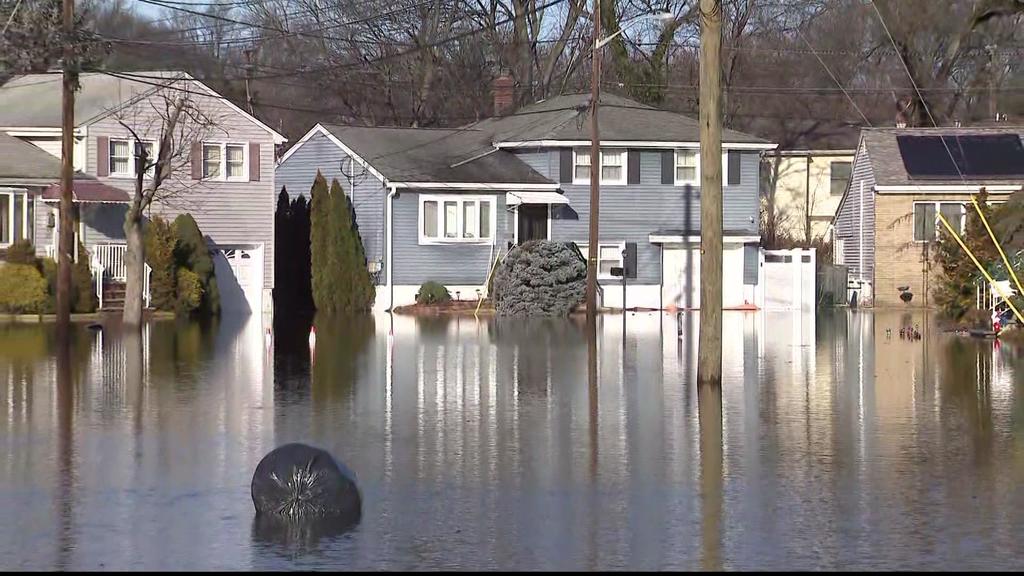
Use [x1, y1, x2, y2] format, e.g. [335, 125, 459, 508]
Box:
[0, 131, 63, 182]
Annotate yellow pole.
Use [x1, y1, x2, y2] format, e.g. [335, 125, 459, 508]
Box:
[938, 213, 1024, 325]
[970, 194, 1024, 301]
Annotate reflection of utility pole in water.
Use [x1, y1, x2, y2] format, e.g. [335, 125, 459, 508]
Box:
[55, 338, 75, 570]
[698, 382, 723, 571]
[587, 315, 599, 477]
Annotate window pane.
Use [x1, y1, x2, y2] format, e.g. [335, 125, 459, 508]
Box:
[13, 194, 23, 241]
[110, 139, 130, 174]
[602, 165, 622, 181]
[830, 162, 851, 196]
[203, 145, 221, 178]
[602, 151, 622, 166]
[479, 201, 491, 238]
[0, 195, 9, 244]
[423, 201, 438, 238]
[444, 201, 458, 238]
[676, 166, 696, 182]
[576, 151, 590, 165]
[599, 245, 621, 262]
[677, 150, 696, 167]
[914, 204, 936, 241]
[226, 145, 245, 178]
[575, 165, 590, 180]
[142, 142, 155, 177]
[463, 201, 478, 238]
[940, 202, 964, 232]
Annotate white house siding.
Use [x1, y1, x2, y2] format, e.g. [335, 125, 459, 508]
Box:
[274, 130, 388, 283]
[67, 78, 279, 297]
[833, 141, 876, 283]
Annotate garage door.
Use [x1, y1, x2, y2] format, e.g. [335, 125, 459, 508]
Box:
[212, 246, 264, 315]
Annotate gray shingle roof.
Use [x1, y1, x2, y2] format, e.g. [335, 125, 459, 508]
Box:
[862, 126, 1024, 186]
[473, 92, 769, 144]
[0, 72, 181, 128]
[0, 131, 62, 183]
[320, 125, 551, 184]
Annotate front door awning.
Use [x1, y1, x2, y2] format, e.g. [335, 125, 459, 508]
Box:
[506, 191, 569, 207]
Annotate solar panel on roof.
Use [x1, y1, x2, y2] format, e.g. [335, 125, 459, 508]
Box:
[897, 134, 1024, 180]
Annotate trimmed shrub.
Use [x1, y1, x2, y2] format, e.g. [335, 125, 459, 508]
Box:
[173, 213, 220, 316]
[491, 240, 586, 317]
[4, 239, 37, 265]
[310, 172, 333, 313]
[416, 281, 452, 305]
[73, 242, 97, 313]
[0, 263, 48, 313]
[175, 267, 203, 315]
[331, 178, 375, 312]
[144, 216, 178, 311]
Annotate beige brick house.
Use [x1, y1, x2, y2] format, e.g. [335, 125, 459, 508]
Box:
[832, 127, 1024, 308]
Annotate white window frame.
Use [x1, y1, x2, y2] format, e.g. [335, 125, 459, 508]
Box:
[578, 241, 625, 280]
[572, 148, 628, 186]
[0, 188, 31, 248]
[418, 194, 496, 245]
[674, 149, 731, 187]
[108, 138, 157, 179]
[201, 141, 249, 183]
[913, 200, 965, 243]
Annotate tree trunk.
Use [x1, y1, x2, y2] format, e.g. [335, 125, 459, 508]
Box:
[122, 208, 145, 327]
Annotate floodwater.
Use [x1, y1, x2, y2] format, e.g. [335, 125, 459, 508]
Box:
[2, 310, 1024, 570]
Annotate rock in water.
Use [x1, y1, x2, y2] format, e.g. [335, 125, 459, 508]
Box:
[251, 443, 361, 524]
[491, 240, 587, 317]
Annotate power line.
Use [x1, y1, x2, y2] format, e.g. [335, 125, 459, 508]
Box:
[795, 26, 872, 126]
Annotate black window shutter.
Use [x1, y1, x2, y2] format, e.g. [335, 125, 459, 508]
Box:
[627, 149, 640, 184]
[559, 149, 573, 183]
[728, 151, 742, 186]
[661, 150, 674, 184]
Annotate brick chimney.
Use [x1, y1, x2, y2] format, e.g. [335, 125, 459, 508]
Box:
[493, 74, 515, 117]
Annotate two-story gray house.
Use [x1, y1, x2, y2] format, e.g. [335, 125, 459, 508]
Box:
[276, 92, 775, 311]
[0, 71, 287, 316]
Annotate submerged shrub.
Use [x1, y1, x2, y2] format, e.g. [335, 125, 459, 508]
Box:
[491, 240, 586, 317]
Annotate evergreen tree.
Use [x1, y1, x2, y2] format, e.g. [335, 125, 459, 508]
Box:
[274, 188, 293, 309]
[291, 194, 314, 315]
[173, 213, 220, 316]
[309, 172, 335, 314]
[933, 189, 1001, 320]
[330, 178, 375, 312]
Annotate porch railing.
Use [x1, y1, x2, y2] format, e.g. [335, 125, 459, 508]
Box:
[88, 243, 152, 310]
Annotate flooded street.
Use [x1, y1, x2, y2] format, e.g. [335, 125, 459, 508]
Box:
[3, 310, 1024, 570]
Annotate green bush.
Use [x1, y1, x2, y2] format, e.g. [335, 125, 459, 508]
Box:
[173, 214, 220, 316]
[73, 243, 97, 313]
[416, 281, 452, 305]
[4, 239, 38, 265]
[0, 263, 48, 314]
[175, 267, 203, 314]
[144, 216, 178, 311]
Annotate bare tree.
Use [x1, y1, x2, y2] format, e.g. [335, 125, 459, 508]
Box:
[118, 92, 217, 328]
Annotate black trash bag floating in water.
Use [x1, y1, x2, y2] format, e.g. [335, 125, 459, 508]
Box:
[251, 443, 362, 527]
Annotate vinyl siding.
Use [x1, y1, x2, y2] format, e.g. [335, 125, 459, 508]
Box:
[514, 148, 761, 284]
[833, 141, 876, 282]
[34, 201, 126, 250]
[391, 190, 510, 286]
[61, 78, 280, 290]
[275, 131, 388, 284]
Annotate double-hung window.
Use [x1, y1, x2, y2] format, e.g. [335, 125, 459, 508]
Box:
[420, 195, 494, 244]
[202, 143, 248, 181]
[830, 161, 852, 196]
[578, 242, 624, 279]
[914, 201, 964, 242]
[0, 189, 32, 247]
[109, 138, 155, 178]
[675, 149, 699, 185]
[573, 149, 627, 185]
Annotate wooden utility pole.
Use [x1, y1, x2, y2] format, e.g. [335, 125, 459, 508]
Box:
[57, 0, 76, 335]
[585, 0, 602, 318]
[697, 0, 723, 387]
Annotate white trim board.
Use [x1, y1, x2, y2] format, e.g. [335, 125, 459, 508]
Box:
[394, 182, 559, 191]
[494, 140, 778, 151]
[875, 184, 1022, 194]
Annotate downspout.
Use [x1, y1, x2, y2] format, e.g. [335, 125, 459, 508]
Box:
[858, 181, 864, 282]
[805, 155, 812, 243]
[386, 184, 398, 311]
